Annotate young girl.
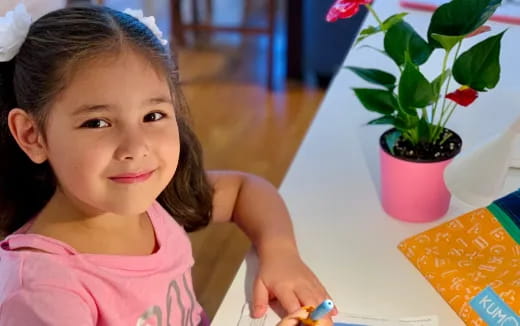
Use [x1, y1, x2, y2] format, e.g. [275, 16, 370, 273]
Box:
[0, 4, 334, 325]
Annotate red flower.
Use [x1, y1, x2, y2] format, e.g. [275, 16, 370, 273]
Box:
[446, 86, 479, 107]
[466, 25, 491, 38]
[326, 0, 373, 22]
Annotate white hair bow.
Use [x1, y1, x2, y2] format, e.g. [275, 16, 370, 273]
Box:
[123, 8, 168, 46]
[0, 4, 32, 62]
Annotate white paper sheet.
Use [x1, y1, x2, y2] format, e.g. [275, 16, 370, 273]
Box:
[237, 304, 438, 326]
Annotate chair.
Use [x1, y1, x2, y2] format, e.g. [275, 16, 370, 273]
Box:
[170, 0, 277, 90]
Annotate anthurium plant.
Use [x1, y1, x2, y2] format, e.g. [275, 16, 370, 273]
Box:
[327, 0, 506, 161]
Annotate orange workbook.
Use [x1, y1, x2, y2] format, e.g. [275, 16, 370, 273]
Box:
[399, 190, 520, 325]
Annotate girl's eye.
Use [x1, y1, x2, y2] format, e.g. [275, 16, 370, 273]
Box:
[144, 112, 166, 122]
[80, 119, 110, 128]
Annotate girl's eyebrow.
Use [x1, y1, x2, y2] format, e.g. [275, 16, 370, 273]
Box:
[146, 96, 173, 106]
[72, 96, 173, 116]
[72, 104, 110, 117]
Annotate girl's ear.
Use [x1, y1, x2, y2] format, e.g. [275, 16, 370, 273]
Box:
[7, 108, 48, 164]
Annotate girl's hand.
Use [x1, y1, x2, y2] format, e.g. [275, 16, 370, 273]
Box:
[276, 307, 334, 326]
[251, 245, 337, 318]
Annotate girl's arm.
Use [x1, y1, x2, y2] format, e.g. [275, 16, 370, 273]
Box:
[206, 170, 334, 318]
[208, 170, 296, 254]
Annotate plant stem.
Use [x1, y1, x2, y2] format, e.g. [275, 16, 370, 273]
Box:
[434, 108, 447, 141]
[365, 4, 383, 26]
[431, 49, 451, 125]
[404, 129, 415, 146]
[439, 42, 462, 122]
[439, 129, 453, 145]
[433, 41, 463, 142]
[434, 102, 456, 145]
[441, 102, 457, 130]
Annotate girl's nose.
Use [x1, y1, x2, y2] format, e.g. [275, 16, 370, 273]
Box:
[114, 129, 150, 161]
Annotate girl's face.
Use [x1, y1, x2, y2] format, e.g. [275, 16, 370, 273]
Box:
[42, 50, 179, 217]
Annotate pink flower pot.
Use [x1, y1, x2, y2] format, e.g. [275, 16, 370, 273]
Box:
[379, 129, 461, 222]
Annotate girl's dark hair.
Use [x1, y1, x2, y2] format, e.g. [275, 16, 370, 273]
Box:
[0, 6, 213, 237]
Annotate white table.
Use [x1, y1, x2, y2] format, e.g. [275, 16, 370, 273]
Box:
[213, 1, 520, 325]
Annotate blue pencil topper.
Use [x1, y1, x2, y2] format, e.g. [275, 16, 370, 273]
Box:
[310, 299, 334, 321]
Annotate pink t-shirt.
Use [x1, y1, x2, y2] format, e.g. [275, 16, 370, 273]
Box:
[0, 201, 210, 326]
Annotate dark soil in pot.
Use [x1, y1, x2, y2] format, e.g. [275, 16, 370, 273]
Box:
[380, 128, 463, 163]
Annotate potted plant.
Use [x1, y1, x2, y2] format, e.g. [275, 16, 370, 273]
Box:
[326, 0, 505, 222]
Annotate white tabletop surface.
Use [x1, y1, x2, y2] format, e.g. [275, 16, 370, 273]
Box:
[213, 1, 520, 325]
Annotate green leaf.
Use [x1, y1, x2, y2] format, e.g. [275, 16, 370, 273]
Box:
[347, 67, 396, 90]
[356, 45, 391, 58]
[367, 115, 396, 126]
[381, 13, 409, 31]
[452, 31, 505, 91]
[360, 25, 379, 35]
[355, 35, 370, 44]
[427, 0, 501, 48]
[418, 118, 432, 142]
[395, 112, 419, 129]
[431, 33, 464, 51]
[353, 88, 398, 115]
[384, 129, 402, 155]
[355, 25, 380, 44]
[355, 13, 408, 44]
[398, 62, 435, 112]
[384, 21, 433, 66]
[432, 69, 451, 97]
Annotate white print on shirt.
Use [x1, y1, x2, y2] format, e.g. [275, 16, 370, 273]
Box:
[136, 272, 201, 326]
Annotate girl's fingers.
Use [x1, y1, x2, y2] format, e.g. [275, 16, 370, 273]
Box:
[295, 286, 321, 308]
[309, 279, 338, 316]
[251, 279, 269, 318]
[276, 308, 310, 326]
[275, 288, 301, 314]
[287, 308, 309, 319]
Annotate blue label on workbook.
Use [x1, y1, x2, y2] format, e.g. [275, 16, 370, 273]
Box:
[470, 286, 520, 325]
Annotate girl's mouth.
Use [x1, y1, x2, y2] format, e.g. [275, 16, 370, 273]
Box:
[109, 170, 155, 184]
